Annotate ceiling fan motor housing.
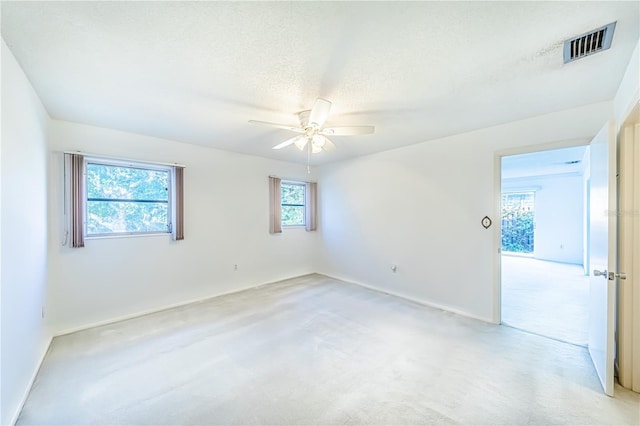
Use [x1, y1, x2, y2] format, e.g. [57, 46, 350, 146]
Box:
[298, 110, 311, 127]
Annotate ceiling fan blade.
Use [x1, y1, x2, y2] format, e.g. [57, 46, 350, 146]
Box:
[294, 136, 309, 151]
[322, 138, 336, 152]
[249, 120, 303, 133]
[272, 136, 302, 150]
[308, 98, 332, 128]
[320, 125, 375, 136]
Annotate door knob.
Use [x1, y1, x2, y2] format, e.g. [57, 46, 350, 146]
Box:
[593, 269, 607, 277]
[593, 270, 627, 280]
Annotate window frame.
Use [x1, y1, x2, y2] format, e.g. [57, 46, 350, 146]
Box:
[83, 157, 174, 238]
[280, 180, 306, 228]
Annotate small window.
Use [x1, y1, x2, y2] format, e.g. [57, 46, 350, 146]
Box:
[501, 192, 535, 254]
[85, 159, 172, 236]
[281, 181, 305, 226]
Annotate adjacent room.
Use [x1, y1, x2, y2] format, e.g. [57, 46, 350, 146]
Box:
[2, 2, 639, 425]
[501, 146, 590, 346]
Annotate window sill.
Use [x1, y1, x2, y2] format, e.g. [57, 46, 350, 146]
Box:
[501, 251, 534, 258]
[85, 232, 171, 241]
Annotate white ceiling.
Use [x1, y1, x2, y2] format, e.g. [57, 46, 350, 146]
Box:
[2, 1, 638, 165]
[502, 145, 588, 180]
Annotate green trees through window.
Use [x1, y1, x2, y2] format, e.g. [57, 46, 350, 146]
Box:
[281, 182, 305, 226]
[501, 192, 534, 253]
[86, 162, 170, 235]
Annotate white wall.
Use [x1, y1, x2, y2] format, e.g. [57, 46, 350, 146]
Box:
[316, 101, 612, 322]
[47, 121, 318, 334]
[614, 39, 639, 125]
[1, 40, 52, 425]
[503, 174, 584, 264]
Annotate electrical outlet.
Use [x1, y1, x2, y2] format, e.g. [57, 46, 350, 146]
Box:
[234, 264, 238, 271]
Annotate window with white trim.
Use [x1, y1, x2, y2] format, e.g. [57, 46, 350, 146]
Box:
[281, 181, 306, 227]
[85, 158, 173, 236]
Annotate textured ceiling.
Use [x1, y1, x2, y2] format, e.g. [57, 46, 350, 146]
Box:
[2, 1, 638, 165]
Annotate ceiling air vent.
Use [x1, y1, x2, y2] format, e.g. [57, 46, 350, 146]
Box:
[563, 22, 616, 64]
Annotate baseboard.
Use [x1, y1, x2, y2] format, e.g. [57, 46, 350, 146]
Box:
[320, 273, 494, 324]
[9, 335, 53, 426]
[54, 271, 491, 337]
[54, 273, 316, 337]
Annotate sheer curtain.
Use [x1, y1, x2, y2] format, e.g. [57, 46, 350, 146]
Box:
[306, 181, 317, 231]
[269, 176, 282, 234]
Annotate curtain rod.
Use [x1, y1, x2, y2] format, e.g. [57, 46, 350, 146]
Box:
[62, 150, 186, 168]
[269, 175, 316, 184]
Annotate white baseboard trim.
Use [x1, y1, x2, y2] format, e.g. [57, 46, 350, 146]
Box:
[319, 273, 494, 324]
[54, 273, 316, 337]
[9, 335, 53, 426]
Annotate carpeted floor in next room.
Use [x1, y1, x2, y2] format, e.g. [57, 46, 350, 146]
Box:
[501, 255, 589, 346]
[18, 274, 639, 425]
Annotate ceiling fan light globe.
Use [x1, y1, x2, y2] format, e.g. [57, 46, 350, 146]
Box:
[311, 144, 323, 154]
[312, 134, 326, 148]
[294, 136, 308, 150]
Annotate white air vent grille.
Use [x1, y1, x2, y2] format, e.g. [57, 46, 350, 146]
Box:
[564, 22, 616, 64]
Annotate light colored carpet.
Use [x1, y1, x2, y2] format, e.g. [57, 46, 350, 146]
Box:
[501, 256, 589, 345]
[18, 274, 639, 425]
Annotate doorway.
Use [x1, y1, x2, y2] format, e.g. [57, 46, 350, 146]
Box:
[500, 145, 590, 346]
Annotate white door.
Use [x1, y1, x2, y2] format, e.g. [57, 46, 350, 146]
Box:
[588, 120, 617, 396]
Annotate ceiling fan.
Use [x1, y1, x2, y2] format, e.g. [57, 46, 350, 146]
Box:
[249, 98, 375, 153]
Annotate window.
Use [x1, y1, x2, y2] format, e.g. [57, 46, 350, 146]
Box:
[84, 158, 173, 237]
[268, 177, 315, 234]
[281, 181, 305, 226]
[501, 192, 535, 254]
[67, 153, 184, 247]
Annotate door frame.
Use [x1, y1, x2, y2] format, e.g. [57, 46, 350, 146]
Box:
[492, 138, 592, 324]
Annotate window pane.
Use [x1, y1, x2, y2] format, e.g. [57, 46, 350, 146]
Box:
[281, 182, 305, 226]
[87, 201, 168, 234]
[87, 164, 168, 201]
[281, 184, 304, 205]
[282, 205, 304, 226]
[501, 192, 535, 253]
[85, 162, 170, 235]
